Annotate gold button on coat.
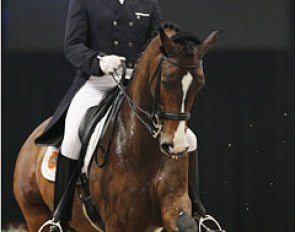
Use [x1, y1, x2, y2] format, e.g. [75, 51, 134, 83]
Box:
[128, 21, 134, 27]
[113, 41, 119, 46]
[113, 21, 118, 26]
[128, 42, 133, 47]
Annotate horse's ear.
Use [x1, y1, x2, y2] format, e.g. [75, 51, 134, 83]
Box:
[159, 27, 176, 56]
[199, 30, 222, 57]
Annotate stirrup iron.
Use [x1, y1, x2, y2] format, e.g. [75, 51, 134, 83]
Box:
[198, 214, 225, 232]
[38, 219, 63, 232]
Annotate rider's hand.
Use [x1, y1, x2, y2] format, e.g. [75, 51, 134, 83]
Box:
[97, 54, 126, 75]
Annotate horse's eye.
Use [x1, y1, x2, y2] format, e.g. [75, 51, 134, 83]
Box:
[161, 79, 170, 89]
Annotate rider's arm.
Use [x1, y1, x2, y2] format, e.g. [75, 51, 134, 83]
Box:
[64, 0, 104, 76]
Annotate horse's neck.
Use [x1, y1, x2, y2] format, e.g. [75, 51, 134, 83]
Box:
[116, 49, 160, 159]
[128, 70, 153, 111]
[121, 61, 153, 138]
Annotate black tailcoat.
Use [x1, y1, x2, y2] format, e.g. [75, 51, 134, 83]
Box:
[36, 0, 162, 145]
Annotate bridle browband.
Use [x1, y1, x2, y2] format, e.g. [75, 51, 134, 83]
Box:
[113, 52, 199, 139]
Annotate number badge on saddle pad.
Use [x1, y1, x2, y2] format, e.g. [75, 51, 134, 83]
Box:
[41, 146, 59, 182]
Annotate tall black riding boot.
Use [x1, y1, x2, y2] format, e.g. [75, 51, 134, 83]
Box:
[188, 149, 206, 218]
[50, 153, 78, 232]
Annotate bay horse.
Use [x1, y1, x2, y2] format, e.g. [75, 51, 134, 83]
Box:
[14, 25, 221, 232]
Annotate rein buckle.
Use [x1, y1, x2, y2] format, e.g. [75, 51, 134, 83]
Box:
[152, 114, 162, 139]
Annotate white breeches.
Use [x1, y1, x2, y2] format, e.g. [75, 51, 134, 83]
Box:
[61, 71, 197, 160]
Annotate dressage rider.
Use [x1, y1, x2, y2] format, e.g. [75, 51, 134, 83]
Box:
[36, 0, 201, 231]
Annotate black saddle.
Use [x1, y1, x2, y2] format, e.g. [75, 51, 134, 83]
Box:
[79, 87, 123, 153]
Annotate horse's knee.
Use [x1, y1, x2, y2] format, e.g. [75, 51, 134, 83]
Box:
[176, 212, 198, 232]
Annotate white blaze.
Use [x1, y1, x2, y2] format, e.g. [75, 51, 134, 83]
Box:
[172, 72, 193, 153]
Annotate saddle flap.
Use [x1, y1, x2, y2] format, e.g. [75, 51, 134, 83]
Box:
[80, 86, 125, 172]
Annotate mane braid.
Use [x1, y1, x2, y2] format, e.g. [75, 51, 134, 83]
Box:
[157, 21, 182, 33]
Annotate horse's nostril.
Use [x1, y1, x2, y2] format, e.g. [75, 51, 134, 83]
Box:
[161, 143, 173, 152]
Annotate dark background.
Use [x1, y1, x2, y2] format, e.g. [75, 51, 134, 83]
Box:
[2, 0, 295, 231]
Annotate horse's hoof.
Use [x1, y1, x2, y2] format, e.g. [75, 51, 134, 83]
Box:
[176, 212, 198, 232]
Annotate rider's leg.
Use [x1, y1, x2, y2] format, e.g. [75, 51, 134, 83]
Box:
[48, 80, 109, 231]
[187, 128, 198, 194]
[51, 153, 78, 232]
[187, 129, 206, 217]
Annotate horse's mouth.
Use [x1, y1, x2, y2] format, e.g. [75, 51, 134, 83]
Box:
[160, 143, 188, 159]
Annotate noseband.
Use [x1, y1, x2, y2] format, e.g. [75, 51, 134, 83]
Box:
[113, 53, 199, 139]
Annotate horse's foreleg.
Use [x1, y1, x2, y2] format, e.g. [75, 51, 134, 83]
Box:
[155, 158, 198, 232]
[159, 194, 197, 232]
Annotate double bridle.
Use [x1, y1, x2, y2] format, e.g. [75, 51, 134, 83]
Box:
[114, 52, 199, 140]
